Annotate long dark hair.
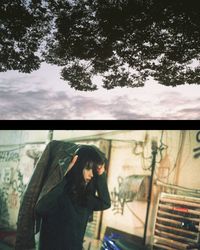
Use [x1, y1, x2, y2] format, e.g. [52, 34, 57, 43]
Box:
[64, 145, 107, 206]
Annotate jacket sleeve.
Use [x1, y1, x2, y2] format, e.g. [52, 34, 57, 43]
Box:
[15, 140, 53, 250]
[87, 172, 111, 211]
[35, 179, 66, 217]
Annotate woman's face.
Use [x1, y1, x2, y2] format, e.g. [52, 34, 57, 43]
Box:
[82, 168, 94, 184]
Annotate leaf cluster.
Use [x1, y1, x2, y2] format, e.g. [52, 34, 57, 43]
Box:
[1, 0, 200, 90]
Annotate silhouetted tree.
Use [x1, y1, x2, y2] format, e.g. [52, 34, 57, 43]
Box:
[0, 0, 51, 73]
[1, 0, 200, 90]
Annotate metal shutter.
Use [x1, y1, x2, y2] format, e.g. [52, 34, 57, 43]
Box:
[153, 192, 200, 250]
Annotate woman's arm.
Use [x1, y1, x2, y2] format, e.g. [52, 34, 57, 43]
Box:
[87, 172, 111, 211]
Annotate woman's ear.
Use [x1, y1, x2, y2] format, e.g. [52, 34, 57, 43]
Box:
[64, 155, 78, 175]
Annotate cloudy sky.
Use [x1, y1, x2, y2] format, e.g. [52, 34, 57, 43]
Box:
[0, 62, 200, 120]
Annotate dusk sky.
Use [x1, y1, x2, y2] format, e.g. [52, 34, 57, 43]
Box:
[0, 62, 200, 120]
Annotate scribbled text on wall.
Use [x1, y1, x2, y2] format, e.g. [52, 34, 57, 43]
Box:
[0, 150, 20, 162]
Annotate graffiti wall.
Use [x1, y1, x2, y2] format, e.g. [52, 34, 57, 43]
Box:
[0, 146, 25, 228]
[101, 130, 200, 244]
[154, 130, 200, 189]
[145, 130, 200, 246]
[0, 130, 48, 229]
[101, 139, 152, 238]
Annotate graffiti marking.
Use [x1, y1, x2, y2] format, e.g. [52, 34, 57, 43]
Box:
[193, 131, 200, 158]
[111, 175, 148, 215]
[0, 151, 20, 162]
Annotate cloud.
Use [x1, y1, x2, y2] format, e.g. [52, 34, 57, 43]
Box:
[176, 106, 200, 119]
[0, 84, 149, 119]
[0, 72, 200, 120]
[104, 97, 151, 119]
[152, 96, 199, 119]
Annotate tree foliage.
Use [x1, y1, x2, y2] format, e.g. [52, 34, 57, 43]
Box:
[1, 0, 200, 90]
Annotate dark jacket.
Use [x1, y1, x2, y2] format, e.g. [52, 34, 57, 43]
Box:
[15, 140, 79, 250]
[35, 171, 110, 250]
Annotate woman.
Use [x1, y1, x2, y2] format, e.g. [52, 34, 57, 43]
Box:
[35, 145, 111, 250]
